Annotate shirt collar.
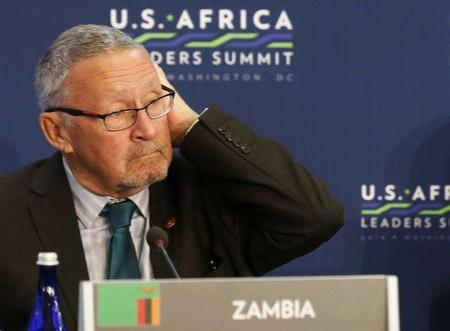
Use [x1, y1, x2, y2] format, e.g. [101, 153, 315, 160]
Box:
[62, 157, 149, 228]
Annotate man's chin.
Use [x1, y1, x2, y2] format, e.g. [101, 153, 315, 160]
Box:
[120, 152, 170, 187]
[120, 165, 169, 188]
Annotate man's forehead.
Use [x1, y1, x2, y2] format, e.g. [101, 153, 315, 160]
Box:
[70, 49, 155, 78]
[68, 49, 160, 93]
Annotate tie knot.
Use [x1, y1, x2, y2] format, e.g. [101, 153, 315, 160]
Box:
[101, 199, 136, 230]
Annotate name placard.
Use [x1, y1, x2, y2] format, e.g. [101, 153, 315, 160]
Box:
[79, 275, 399, 331]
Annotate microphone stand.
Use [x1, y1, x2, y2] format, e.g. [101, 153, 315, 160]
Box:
[155, 241, 180, 279]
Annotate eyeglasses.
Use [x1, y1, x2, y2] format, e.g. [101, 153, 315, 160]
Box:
[44, 85, 175, 132]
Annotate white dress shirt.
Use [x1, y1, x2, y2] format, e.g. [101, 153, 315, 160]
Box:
[63, 157, 152, 280]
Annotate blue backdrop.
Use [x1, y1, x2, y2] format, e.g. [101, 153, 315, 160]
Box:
[1, 1, 449, 330]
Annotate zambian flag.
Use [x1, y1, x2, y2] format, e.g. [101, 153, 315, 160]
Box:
[97, 283, 161, 327]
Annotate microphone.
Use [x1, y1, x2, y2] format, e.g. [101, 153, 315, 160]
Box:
[147, 226, 181, 279]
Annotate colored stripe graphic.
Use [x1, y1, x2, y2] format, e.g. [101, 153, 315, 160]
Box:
[419, 205, 450, 215]
[137, 298, 160, 326]
[267, 42, 293, 48]
[227, 33, 293, 48]
[361, 203, 450, 215]
[134, 32, 177, 44]
[151, 298, 161, 326]
[361, 203, 412, 215]
[361, 202, 384, 208]
[147, 299, 152, 324]
[389, 203, 443, 216]
[185, 33, 259, 48]
[144, 33, 216, 47]
[137, 299, 147, 325]
[133, 32, 293, 49]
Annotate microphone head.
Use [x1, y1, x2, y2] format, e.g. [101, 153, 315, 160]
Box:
[147, 226, 169, 249]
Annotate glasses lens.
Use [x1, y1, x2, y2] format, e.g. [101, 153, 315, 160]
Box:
[104, 110, 137, 131]
[146, 94, 174, 118]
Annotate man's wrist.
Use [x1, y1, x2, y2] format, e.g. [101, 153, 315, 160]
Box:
[172, 110, 199, 146]
[185, 108, 209, 135]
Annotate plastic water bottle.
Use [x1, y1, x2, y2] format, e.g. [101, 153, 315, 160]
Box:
[27, 252, 67, 331]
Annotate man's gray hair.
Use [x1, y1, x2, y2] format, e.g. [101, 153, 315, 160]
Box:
[35, 24, 145, 110]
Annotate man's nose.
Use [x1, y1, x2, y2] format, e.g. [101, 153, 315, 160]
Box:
[130, 109, 158, 141]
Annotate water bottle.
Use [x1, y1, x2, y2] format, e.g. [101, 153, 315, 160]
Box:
[27, 252, 67, 331]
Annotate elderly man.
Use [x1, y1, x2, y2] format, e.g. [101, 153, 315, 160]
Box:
[0, 25, 343, 329]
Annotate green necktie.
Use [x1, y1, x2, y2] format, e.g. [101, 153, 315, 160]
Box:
[102, 199, 141, 279]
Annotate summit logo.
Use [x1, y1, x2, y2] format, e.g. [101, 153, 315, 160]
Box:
[360, 184, 450, 241]
[109, 8, 296, 83]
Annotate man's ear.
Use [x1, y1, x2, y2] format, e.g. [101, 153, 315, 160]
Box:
[39, 113, 74, 154]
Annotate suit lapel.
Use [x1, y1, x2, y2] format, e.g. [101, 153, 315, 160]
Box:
[27, 153, 88, 324]
[149, 173, 178, 278]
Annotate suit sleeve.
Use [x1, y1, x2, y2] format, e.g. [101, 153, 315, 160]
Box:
[179, 105, 344, 274]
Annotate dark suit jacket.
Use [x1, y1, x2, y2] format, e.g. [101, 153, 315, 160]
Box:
[0, 106, 343, 330]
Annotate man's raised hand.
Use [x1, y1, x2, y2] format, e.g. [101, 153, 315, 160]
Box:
[154, 63, 199, 146]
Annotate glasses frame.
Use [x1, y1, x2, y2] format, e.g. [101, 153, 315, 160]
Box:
[44, 84, 176, 132]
